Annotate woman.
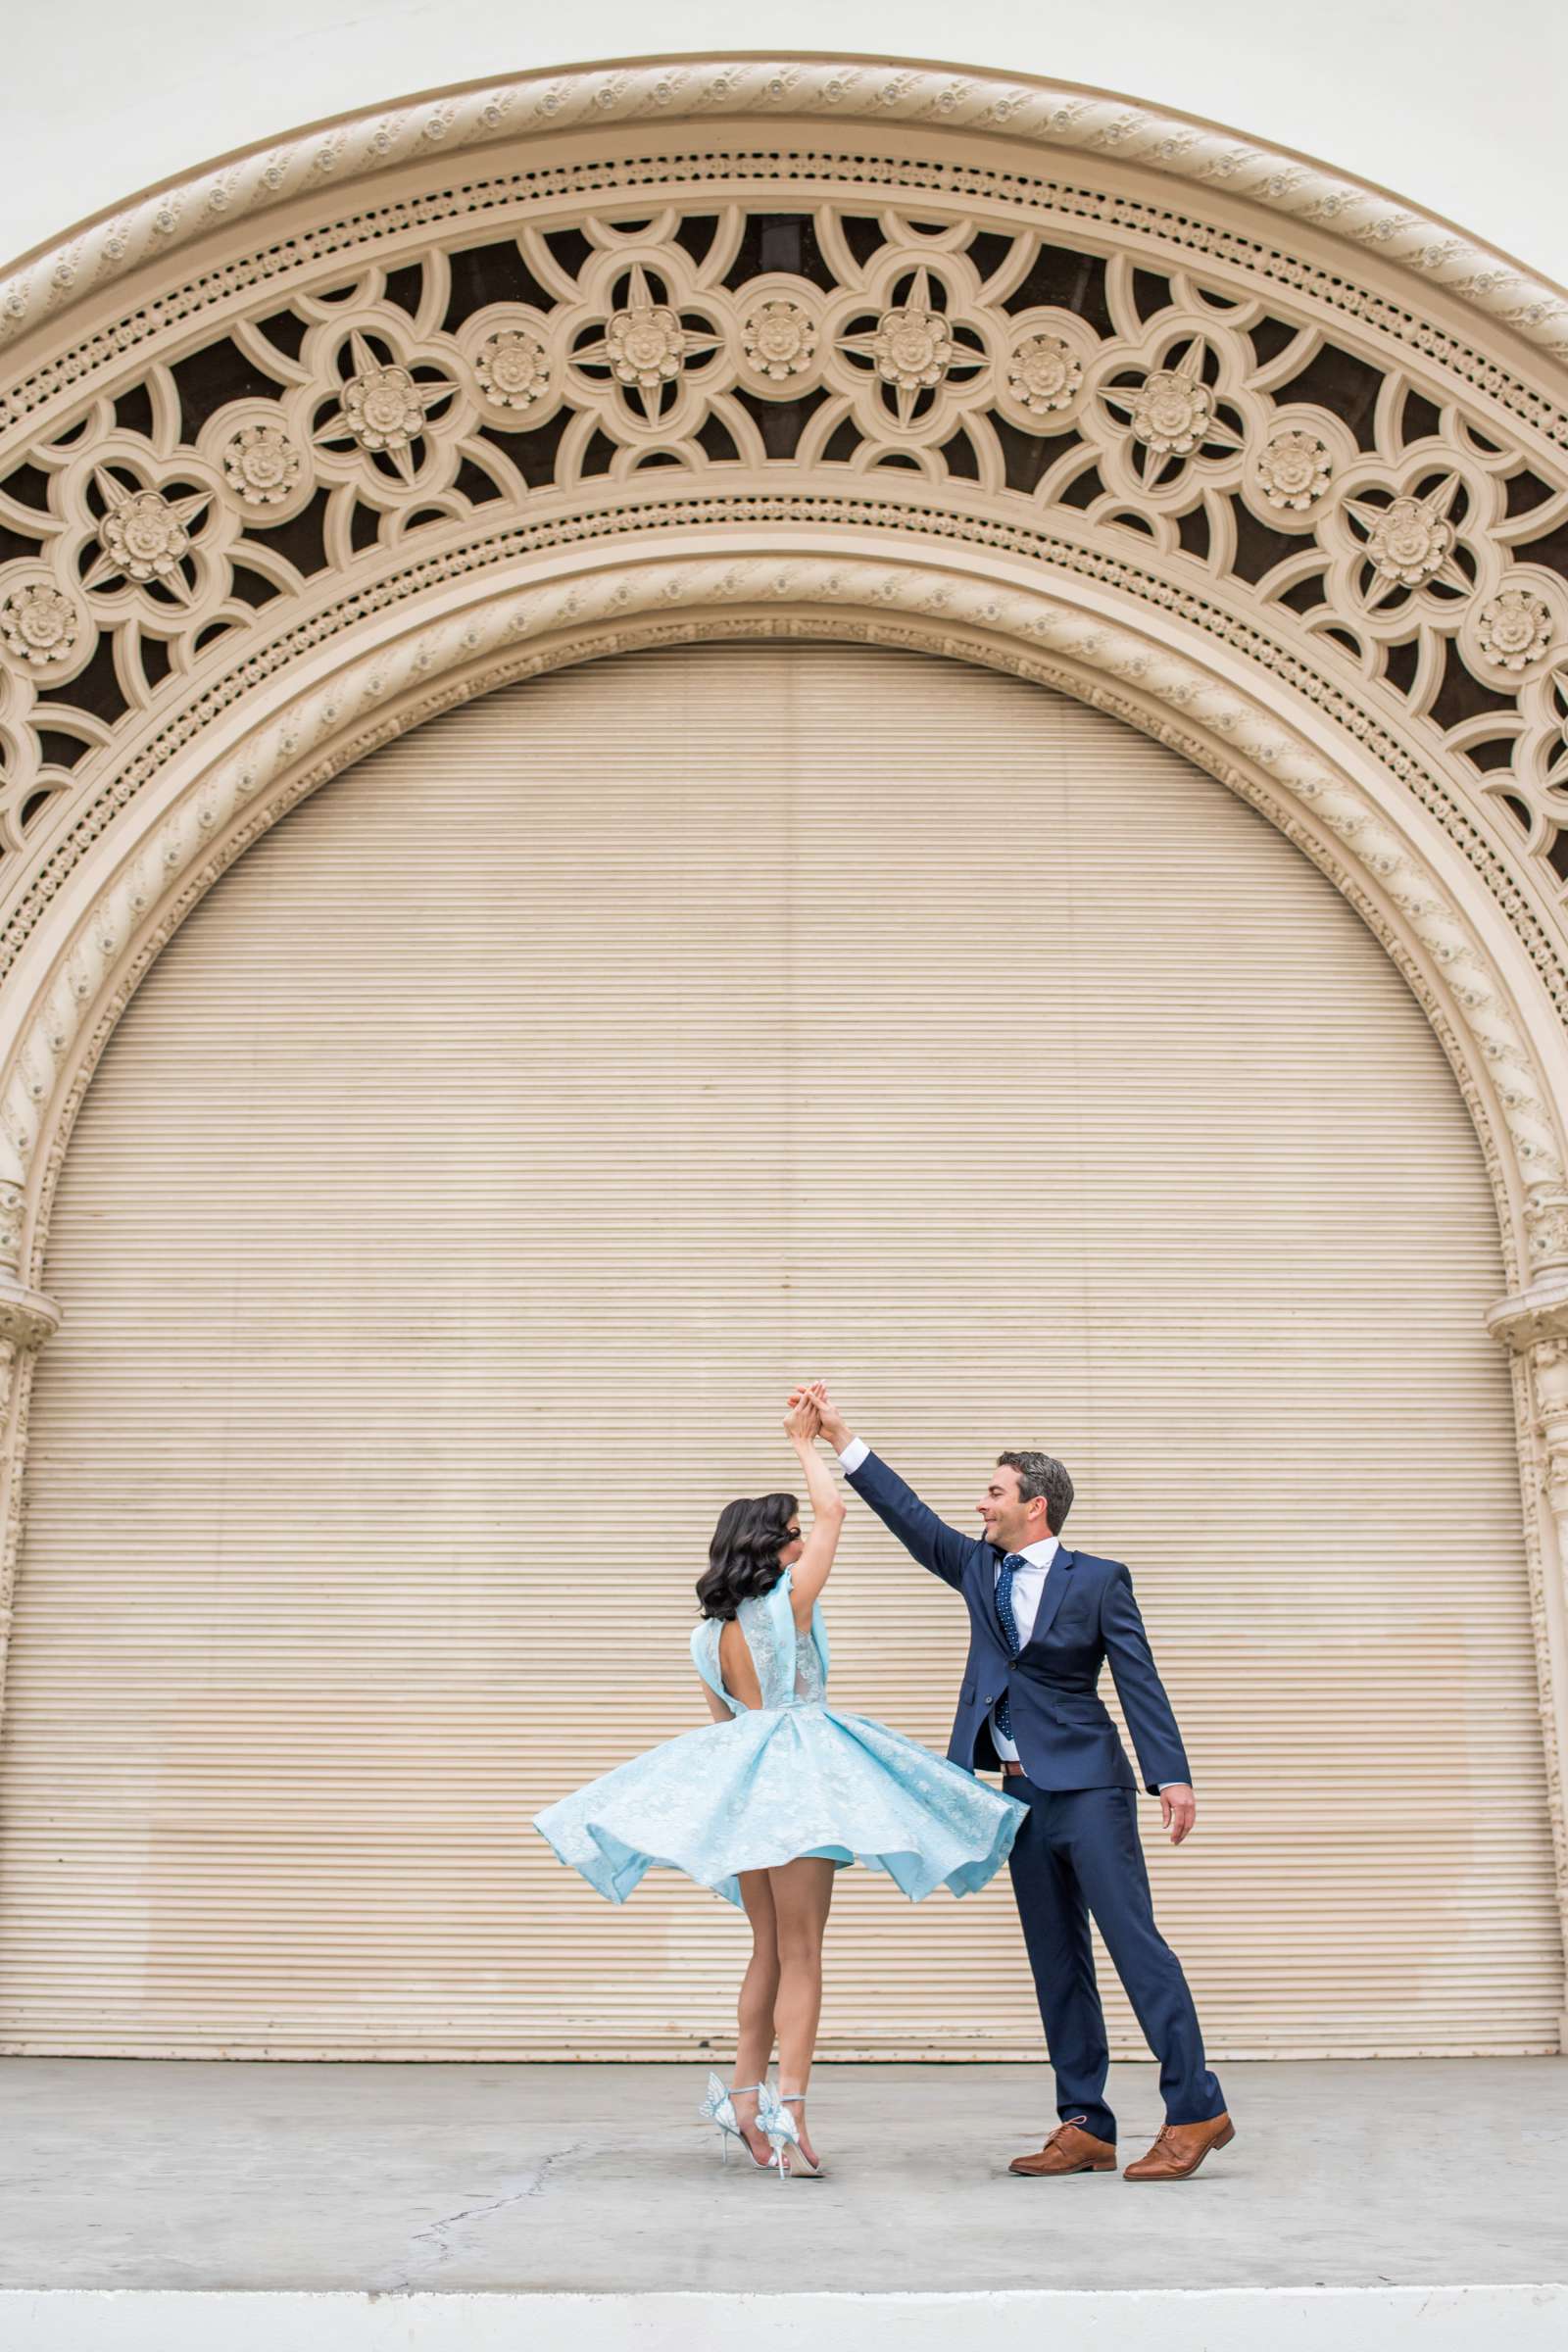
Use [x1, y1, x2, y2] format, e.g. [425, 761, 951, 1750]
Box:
[532, 1386, 1021, 2178]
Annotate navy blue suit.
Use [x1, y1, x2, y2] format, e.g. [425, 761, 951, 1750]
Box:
[846, 1446, 1223, 2142]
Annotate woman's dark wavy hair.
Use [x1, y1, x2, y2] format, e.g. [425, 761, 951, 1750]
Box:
[695, 1492, 799, 1620]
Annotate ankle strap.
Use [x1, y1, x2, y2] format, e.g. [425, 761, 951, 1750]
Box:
[780, 2093, 806, 2103]
[730, 2082, 764, 2093]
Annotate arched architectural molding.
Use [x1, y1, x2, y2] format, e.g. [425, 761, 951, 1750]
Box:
[0, 55, 1566, 2037]
[5, 543, 1565, 1254]
[4, 54, 1567, 368]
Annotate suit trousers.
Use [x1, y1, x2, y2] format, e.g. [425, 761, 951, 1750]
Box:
[1004, 1779, 1224, 2144]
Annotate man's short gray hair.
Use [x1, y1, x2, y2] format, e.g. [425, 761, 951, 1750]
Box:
[997, 1449, 1074, 1535]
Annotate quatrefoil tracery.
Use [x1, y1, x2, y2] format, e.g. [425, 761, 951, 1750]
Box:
[2, 200, 1568, 897]
[1097, 335, 1247, 491]
[1341, 473, 1473, 611]
[312, 330, 461, 486]
[568, 262, 724, 424]
[834, 265, 989, 428]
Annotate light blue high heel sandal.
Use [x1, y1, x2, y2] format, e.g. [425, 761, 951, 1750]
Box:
[698, 2073, 770, 2169]
[757, 2083, 824, 2181]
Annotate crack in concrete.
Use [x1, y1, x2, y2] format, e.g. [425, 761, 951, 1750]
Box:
[525, 2142, 581, 2198]
[379, 2142, 585, 2290]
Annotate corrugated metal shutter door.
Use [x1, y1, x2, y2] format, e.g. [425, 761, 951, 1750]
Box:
[0, 642, 1558, 2058]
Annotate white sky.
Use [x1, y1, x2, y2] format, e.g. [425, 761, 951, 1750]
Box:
[3, 5, 1566, 288]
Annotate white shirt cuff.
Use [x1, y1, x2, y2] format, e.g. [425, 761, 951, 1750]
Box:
[838, 1435, 869, 1474]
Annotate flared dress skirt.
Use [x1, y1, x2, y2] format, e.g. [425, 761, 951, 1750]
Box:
[532, 1699, 1022, 1908]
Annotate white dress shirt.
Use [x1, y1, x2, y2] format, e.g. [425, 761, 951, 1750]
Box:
[837, 1436, 1180, 1787]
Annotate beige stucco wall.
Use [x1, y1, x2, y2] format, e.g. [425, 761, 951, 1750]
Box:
[1, 33, 1567, 2057]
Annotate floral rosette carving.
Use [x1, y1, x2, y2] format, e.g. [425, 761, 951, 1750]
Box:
[53, 435, 238, 631]
[1009, 334, 1081, 414]
[820, 250, 993, 443]
[0, 571, 91, 681]
[1257, 430, 1331, 511]
[223, 425, 300, 508]
[87, 475, 211, 603]
[991, 307, 1097, 435]
[736, 280, 824, 396]
[1086, 325, 1254, 498]
[476, 330, 550, 410]
[1352, 485, 1463, 596]
[198, 398, 317, 527]
[1323, 458, 1499, 636]
[457, 303, 562, 423]
[1, 194, 1566, 919]
[288, 313, 472, 498]
[1470, 577, 1558, 676]
[1237, 404, 1356, 539]
[561, 255, 728, 438]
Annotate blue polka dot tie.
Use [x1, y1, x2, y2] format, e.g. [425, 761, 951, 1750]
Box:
[995, 1553, 1028, 1740]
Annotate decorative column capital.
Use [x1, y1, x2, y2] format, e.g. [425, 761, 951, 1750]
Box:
[0, 1276, 60, 1352]
[1487, 1278, 1568, 1355]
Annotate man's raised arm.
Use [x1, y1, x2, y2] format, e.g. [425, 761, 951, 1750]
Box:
[795, 1383, 972, 1592]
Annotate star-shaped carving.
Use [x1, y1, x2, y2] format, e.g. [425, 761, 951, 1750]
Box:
[570, 266, 722, 422]
[1341, 473, 1470, 610]
[312, 331, 456, 486]
[81, 469, 213, 606]
[1098, 339, 1245, 488]
[834, 268, 980, 428]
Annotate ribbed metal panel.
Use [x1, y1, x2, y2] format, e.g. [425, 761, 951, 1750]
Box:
[0, 642, 1557, 2057]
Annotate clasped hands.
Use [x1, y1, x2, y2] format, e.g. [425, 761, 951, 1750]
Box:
[782, 1379, 845, 1450]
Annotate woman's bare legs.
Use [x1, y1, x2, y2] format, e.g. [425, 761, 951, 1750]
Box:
[732, 1869, 781, 2163]
[767, 1856, 837, 2169]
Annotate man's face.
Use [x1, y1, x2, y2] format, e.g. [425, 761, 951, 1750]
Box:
[976, 1463, 1047, 1553]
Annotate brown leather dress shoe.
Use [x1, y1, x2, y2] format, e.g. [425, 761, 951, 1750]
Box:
[1122, 2113, 1236, 2180]
[1008, 2122, 1118, 2176]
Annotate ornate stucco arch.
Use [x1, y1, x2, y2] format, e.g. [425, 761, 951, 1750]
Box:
[1, 54, 1567, 2034]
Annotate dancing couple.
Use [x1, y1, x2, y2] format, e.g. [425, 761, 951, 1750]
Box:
[534, 1383, 1233, 2183]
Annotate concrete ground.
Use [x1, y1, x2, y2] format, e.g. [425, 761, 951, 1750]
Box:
[2, 2058, 1566, 2296]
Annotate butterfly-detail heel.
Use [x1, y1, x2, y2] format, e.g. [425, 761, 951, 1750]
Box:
[698, 2074, 772, 2170]
[758, 2084, 824, 2181]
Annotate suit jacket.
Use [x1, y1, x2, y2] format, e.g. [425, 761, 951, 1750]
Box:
[845, 1446, 1190, 1793]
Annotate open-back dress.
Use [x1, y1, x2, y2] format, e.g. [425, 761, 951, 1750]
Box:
[533, 1566, 1021, 1907]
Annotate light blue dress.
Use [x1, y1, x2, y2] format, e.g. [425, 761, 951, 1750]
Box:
[532, 1568, 1022, 1907]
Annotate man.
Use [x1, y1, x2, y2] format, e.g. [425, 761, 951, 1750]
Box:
[797, 1383, 1233, 2181]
